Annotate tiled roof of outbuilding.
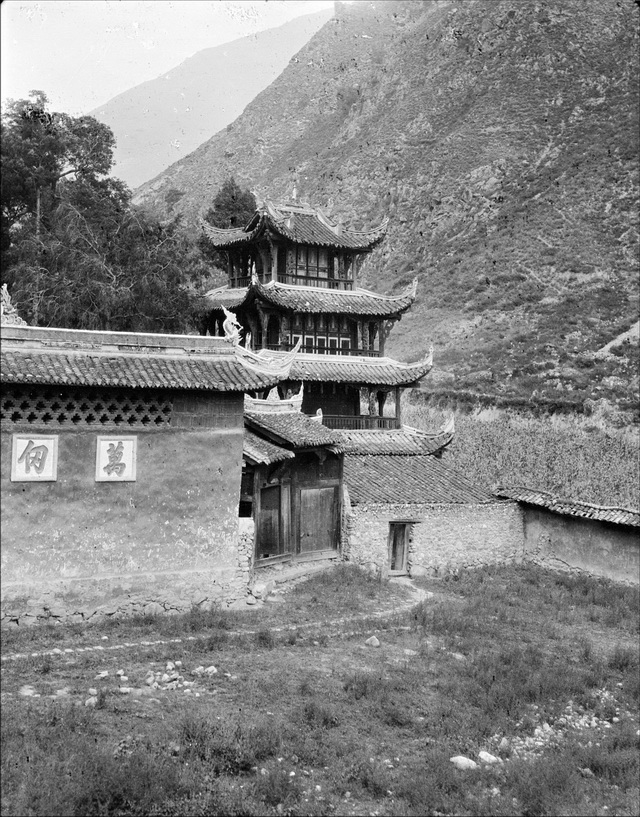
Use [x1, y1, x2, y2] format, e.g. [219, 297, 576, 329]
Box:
[202, 200, 388, 252]
[495, 487, 640, 527]
[243, 430, 295, 465]
[0, 325, 291, 392]
[245, 410, 345, 451]
[344, 455, 493, 505]
[205, 279, 417, 318]
[337, 426, 453, 456]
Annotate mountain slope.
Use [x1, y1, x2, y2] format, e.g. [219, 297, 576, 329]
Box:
[90, 9, 332, 189]
[134, 0, 639, 418]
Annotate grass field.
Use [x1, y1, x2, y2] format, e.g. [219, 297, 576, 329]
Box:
[1, 563, 638, 817]
[404, 399, 640, 509]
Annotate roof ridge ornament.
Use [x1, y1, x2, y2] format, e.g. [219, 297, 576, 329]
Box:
[1, 284, 27, 326]
[222, 306, 243, 346]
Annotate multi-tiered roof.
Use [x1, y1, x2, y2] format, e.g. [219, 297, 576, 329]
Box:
[201, 197, 432, 428]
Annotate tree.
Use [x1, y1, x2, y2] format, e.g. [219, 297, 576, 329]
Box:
[1, 91, 115, 253]
[2, 91, 209, 333]
[198, 177, 256, 271]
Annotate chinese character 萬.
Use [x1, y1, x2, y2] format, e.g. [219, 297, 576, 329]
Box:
[103, 441, 126, 476]
[17, 439, 49, 474]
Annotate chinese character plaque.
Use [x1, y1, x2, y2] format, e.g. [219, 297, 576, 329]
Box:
[11, 435, 59, 481]
[95, 436, 137, 482]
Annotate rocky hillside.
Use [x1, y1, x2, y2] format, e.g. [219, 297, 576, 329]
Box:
[134, 0, 639, 420]
[91, 9, 332, 188]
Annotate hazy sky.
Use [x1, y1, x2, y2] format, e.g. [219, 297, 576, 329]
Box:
[1, 0, 334, 115]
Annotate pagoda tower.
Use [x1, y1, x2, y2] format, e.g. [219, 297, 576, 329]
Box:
[201, 197, 432, 428]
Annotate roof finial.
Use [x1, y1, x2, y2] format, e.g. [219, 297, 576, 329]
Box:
[1, 284, 27, 326]
[292, 183, 297, 202]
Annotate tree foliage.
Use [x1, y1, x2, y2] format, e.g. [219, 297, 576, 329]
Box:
[1, 91, 208, 332]
[198, 177, 256, 271]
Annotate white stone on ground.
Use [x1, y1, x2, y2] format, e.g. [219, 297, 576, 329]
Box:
[365, 636, 380, 647]
[478, 751, 501, 764]
[450, 756, 478, 770]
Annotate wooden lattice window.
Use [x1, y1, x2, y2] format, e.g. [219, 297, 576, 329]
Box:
[1, 385, 173, 428]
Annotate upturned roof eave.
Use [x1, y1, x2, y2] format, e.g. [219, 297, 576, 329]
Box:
[201, 206, 388, 252]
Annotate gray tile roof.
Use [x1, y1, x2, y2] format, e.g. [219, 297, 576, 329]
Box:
[337, 427, 453, 456]
[243, 430, 295, 465]
[245, 410, 345, 450]
[1, 325, 289, 392]
[495, 487, 640, 527]
[205, 279, 417, 318]
[345, 455, 494, 506]
[287, 351, 432, 387]
[202, 200, 388, 252]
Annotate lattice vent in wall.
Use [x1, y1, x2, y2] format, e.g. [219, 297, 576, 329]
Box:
[1, 386, 173, 428]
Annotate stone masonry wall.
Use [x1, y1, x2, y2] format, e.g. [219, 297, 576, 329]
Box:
[345, 500, 525, 577]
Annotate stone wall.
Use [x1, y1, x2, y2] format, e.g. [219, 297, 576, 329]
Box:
[345, 500, 525, 576]
[521, 507, 640, 585]
[1, 425, 247, 626]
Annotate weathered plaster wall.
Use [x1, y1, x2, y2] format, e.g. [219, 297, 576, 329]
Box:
[345, 500, 525, 576]
[521, 507, 640, 585]
[1, 427, 245, 624]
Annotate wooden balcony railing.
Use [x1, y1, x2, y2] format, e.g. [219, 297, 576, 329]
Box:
[229, 275, 354, 291]
[322, 415, 399, 430]
[264, 344, 379, 357]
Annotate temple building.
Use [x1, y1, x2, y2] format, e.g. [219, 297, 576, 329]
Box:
[201, 198, 433, 427]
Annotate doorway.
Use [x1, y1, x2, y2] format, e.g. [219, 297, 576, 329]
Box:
[388, 522, 409, 574]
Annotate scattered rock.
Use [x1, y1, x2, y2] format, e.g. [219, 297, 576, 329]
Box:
[205, 665, 218, 676]
[116, 670, 125, 677]
[365, 636, 380, 648]
[403, 648, 418, 656]
[119, 687, 132, 694]
[478, 751, 501, 765]
[580, 767, 595, 778]
[168, 742, 180, 756]
[246, 596, 257, 605]
[450, 756, 478, 770]
[85, 696, 97, 707]
[88, 687, 98, 696]
[19, 685, 37, 697]
[95, 671, 109, 679]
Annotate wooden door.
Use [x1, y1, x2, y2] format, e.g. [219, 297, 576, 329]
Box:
[257, 485, 280, 558]
[388, 523, 408, 573]
[299, 487, 338, 553]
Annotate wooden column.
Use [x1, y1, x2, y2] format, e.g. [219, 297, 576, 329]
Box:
[378, 321, 385, 356]
[377, 390, 388, 417]
[271, 244, 279, 283]
[357, 320, 367, 354]
[394, 386, 402, 428]
[368, 388, 377, 417]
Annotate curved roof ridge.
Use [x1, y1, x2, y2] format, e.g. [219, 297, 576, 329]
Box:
[200, 217, 261, 242]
